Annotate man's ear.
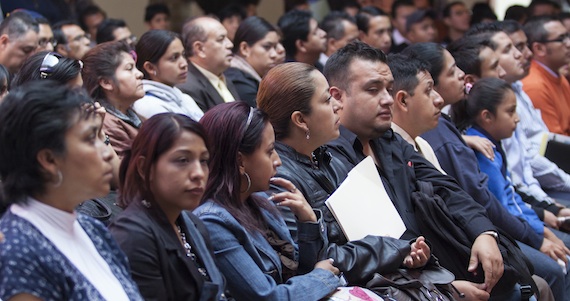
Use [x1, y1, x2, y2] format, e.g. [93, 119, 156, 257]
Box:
[329, 86, 343, 104]
[326, 37, 336, 53]
[295, 39, 306, 54]
[358, 30, 367, 41]
[394, 90, 408, 111]
[193, 41, 206, 58]
[531, 42, 547, 58]
[55, 44, 69, 57]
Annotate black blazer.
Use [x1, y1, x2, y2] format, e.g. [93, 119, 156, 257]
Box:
[109, 200, 227, 301]
[224, 67, 258, 108]
[176, 63, 240, 112]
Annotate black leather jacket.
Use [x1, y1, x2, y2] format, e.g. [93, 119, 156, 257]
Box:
[270, 141, 413, 285]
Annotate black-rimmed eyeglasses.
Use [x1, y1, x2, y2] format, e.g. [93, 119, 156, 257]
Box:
[537, 33, 570, 44]
[38, 38, 57, 49]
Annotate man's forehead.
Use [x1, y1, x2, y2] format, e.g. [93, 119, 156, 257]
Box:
[545, 20, 566, 34]
[349, 59, 392, 81]
[492, 32, 512, 48]
[12, 29, 38, 44]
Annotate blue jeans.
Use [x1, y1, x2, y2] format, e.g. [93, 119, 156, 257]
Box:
[518, 241, 570, 301]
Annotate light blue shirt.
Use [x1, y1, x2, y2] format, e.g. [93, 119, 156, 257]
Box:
[503, 81, 570, 195]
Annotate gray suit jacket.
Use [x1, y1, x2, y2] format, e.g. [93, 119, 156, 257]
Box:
[176, 62, 240, 112]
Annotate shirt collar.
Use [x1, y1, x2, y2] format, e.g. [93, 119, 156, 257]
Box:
[192, 62, 225, 84]
[339, 125, 394, 154]
[391, 123, 417, 151]
[534, 60, 560, 78]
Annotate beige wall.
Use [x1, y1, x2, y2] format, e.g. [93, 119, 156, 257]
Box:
[93, 0, 532, 37]
[96, 0, 284, 38]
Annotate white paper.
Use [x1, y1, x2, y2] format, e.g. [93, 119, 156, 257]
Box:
[325, 156, 406, 241]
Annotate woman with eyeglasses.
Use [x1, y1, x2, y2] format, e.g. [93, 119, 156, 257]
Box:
[133, 30, 203, 121]
[0, 81, 143, 301]
[109, 113, 228, 301]
[12, 51, 84, 88]
[225, 16, 280, 107]
[194, 101, 341, 301]
[82, 41, 145, 159]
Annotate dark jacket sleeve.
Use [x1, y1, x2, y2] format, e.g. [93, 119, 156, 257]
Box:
[269, 176, 412, 285]
[224, 68, 258, 107]
[109, 215, 167, 301]
[422, 124, 544, 249]
[396, 135, 496, 242]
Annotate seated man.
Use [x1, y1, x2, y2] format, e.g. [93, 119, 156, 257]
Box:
[0, 11, 39, 74]
[176, 16, 239, 112]
[522, 16, 570, 136]
[326, 41, 533, 300]
[391, 0, 416, 52]
[391, 9, 438, 53]
[95, 18, 136, 48]
[52, 20, 91, 60]
[388, 54, 446, 175]
[355, 6, 392, 54]
[278, 9, 327, 71]
[442, 1, 471, 45]
[144, 3, 170, 31]
[499, 19, 570, 202]
[319, 11, 359, 66]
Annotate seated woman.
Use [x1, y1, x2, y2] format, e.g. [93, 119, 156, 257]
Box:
[256, 62, 431, 286]
[195, 102, 341, 300]
[12, 51, 84, 88]
[82, 41, 145, 158]
[133, 30, 203, 121]
[11, 51, 121, 191]
[0, 81, 142, 301]
[109, 113, 226, 300]
[224, 16, 280, 107]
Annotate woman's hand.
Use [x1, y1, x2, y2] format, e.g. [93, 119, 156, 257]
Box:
[403, 236, 430, 268]
[315, 258, 340, 275]
[269, 177, 316, 222]
[463, 135, 495, 161]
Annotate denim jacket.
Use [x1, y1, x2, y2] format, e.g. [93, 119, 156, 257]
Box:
[193, 200, 340, 301]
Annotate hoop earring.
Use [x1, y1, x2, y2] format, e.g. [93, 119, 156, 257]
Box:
[52, 170, 63, 188]
[241, 172, 251, 193]
[305, 129, 310, 140]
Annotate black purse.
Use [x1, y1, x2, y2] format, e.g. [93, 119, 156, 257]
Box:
[366, 260, 456, 301]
